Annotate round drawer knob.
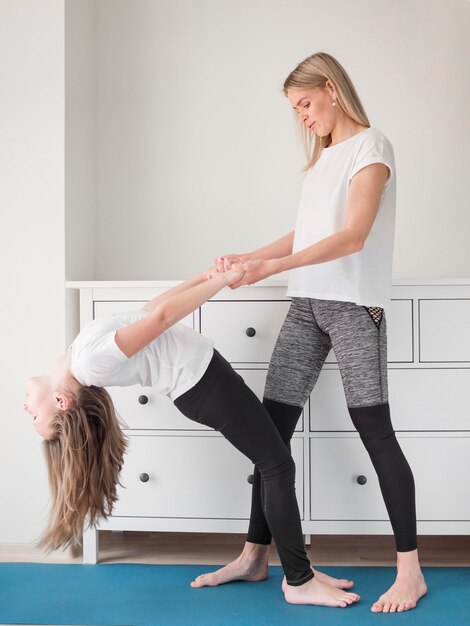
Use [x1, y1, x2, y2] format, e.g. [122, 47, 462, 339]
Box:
[247, 474, 254, 484]
[246, 327, 256, 337]
[138, 395, 149, 405]
[356, 475, 367, 485]
[139, 473, 150, 483]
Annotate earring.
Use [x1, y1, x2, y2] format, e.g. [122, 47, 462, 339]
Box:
[332, 100, 337, 106]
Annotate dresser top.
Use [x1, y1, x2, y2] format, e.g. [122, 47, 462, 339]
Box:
[66, 278, 470, 289]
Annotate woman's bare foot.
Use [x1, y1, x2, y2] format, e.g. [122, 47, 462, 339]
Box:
[190, 543, 269, 588]
[284, 576, 360, 608]
[371, 549, 427, 612]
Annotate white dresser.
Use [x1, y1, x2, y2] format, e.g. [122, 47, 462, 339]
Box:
[66, 279, 470, 564]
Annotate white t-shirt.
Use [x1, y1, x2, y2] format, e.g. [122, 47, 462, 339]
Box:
[70, 309, 214, 401]
[286, 127, 396, 312]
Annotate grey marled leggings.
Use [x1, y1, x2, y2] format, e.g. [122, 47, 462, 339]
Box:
[247, 297, 418, 553]
[264, 297, 388, 408]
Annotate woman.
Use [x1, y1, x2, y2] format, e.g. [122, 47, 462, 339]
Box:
[24, 264, 360, 608]
[202, 51, 428, 613]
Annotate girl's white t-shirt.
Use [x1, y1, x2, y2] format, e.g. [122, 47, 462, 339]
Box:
[70, 309, 214, 401]
[286, 127, 396, 313]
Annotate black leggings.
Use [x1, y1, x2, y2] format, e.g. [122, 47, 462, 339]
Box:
[174, 349, 314, 586]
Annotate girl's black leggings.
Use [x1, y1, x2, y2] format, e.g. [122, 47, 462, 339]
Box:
[174, 348, 314, 586]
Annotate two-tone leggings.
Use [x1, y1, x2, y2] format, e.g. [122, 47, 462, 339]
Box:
[247, 297, 417, 553]
[174, 348, 314, 586]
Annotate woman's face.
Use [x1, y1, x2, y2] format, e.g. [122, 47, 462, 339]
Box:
[287, 86, 336, 137]
[24, 375, 58, 439]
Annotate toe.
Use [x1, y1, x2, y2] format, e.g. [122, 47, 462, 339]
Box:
[382, 603, 391, 613]
[397, 603, 405, 612]
[390, 603, 398, 612]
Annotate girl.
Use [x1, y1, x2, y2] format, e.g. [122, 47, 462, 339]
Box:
[24, 264, 360, 609]
[205, 51, 428, 613]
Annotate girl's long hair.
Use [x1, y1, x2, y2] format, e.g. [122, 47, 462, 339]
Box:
[38, 385, 128, 555]
[283, 51, 370, 171]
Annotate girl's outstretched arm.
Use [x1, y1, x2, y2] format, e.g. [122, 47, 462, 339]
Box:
[141, 268, 213, 313]
[115, 268, 243, 358]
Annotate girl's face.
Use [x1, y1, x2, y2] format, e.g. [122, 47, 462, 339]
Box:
[287, 85, 336, 137]
[24, 375, 59, 439]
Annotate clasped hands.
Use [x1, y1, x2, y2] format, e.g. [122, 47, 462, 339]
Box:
[206, 255, 276, 289]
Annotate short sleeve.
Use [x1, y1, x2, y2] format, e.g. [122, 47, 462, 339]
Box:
[349, 131, 395, 184]
[73, 330, 128, 386]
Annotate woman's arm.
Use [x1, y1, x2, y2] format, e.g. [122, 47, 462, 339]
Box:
[116, 269, 242, 358]
[230, 162, 389, 287]
[215, 230, 294, 269]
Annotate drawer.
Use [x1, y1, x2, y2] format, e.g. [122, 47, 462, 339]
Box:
[108, 385, 208, 431]
[108, 368, 303, 432]
[310, 434, 470, 521]
[309, 368, 470, 431]
[113, 435, 304, 519]
[200, 300, 290, 362]
[324, 299, 413, 364]
[93, 300, 194, 328]
[419, 299, 470, 362]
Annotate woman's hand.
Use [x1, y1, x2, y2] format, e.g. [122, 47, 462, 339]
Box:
[229, 259, 278, 288]
[206, 265, 245, 286]
[214, 254, 251, 273]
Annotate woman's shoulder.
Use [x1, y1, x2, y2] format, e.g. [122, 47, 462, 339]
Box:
[365, 126, 394, 148]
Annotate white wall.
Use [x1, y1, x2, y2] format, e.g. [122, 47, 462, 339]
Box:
[91, 0, 470, 281]
[1, 0, 468, 545]
[65, 0, 95, 345]
[0, 0, 65, 543]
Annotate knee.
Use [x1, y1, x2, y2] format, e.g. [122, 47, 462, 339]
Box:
[347, 402, 396, 453]
[257, 452, 296, 484]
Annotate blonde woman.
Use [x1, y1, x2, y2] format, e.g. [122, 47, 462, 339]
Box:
[205, 52, 428, 613]
[24, 265, 361, 609]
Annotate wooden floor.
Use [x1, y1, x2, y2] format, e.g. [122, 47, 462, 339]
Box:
[1, 533, 470, 567]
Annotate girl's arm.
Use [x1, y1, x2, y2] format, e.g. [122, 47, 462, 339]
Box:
[141, 269, 210, 313]
[115, 269, 242, 358]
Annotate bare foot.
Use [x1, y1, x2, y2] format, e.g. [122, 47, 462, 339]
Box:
[284, 576, 360, 608]
[312, 568, 354, 589]
[190, 544, 269, 588]
[371, 571, 427, 612]
[282, 569, 354, 593]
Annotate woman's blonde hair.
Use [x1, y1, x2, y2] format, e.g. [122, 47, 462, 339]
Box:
[283, 51, 370, 171]
[38, 385, 128, 556]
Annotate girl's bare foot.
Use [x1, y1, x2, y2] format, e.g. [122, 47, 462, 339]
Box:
[282, 569, 354, 593]
[371, 549, 427, 612]
[284, 576, 360, 608]
[190, 543, 269, 588]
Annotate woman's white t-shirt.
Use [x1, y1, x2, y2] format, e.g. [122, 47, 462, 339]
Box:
[286, 126, 396, 313]
[70, 309, 214, 401]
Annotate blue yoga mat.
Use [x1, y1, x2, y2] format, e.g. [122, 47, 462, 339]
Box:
[1, 563, 469, 626]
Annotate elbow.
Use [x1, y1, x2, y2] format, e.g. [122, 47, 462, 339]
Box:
[347, 232, 364, 254]
[153, 304, 173, 331]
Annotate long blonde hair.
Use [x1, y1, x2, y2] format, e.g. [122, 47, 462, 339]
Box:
[283, 51, 370, 171]
[38, 385, 128, 555]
